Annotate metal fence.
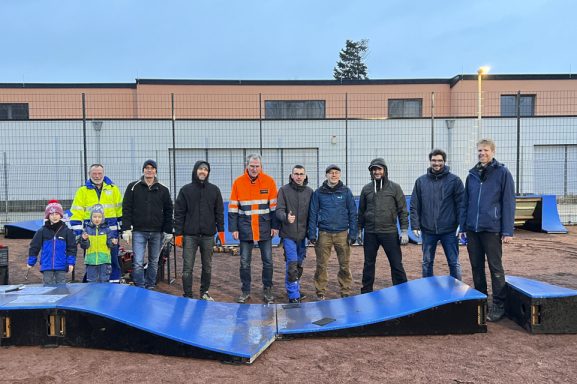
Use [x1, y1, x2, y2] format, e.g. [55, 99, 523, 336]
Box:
[1, 90, 576, 227]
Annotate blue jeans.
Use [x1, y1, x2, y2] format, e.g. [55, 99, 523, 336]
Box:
[86, 264, 112, 283]
[421, 231, 462, 280]
[283, 238, 306, 300]
[132, 231, 162, 288]
[239, 239, 273, 294]
[109, 245, 121, 281]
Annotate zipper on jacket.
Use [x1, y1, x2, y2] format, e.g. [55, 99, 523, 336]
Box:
[475, 182, 483, 231]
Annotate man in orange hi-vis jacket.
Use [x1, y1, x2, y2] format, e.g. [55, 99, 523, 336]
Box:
[229, 153, 279, 304]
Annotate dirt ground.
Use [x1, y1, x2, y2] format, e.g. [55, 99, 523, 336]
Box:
[1, 228, 577, 384]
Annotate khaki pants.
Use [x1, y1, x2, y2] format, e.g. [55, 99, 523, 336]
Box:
[314, 230, 352, 296]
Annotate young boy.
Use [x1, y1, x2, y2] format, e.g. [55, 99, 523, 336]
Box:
[79, 204, 118, 282]
[28, 200, 77, 284]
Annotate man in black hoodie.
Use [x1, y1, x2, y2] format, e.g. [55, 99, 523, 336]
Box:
[174, 161, 224, 300]
[358, 158, 409, 292]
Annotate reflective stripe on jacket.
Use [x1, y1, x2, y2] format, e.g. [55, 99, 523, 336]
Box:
[228, 170, 279, 241]
[70, 177, 123, 236]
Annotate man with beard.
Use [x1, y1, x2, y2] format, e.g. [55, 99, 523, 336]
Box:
[276, 165, 313, 303]
[175, 161, 224, 301]
[358, 158, 409, 293]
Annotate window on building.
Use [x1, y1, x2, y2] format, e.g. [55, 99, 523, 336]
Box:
[0, 103, 29, 120]
[265, 100, 326, 119]
[500, 95, 535, 117]
[388, 98, 422, 118]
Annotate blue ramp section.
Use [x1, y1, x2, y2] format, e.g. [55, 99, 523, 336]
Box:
[540, 195, 568, 233]
[4, 210, 73, 239]
[277, 276, 487, 337]
[506, 276, 577, 299]
[0, 283, 277, 363]
[505, 275, 577, 334]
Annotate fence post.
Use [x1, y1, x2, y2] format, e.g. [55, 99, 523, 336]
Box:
[3, 152, 7, 223]
[431, 92, 435, 150]
[169, 93, 177, 284]
[82, 93, 87, 181]
[259, 93, 263, 155]
[516, 91, 521, 194]
[345, 93, 348, 185]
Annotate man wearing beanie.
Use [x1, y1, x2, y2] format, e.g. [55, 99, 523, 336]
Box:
[174, 160, 224, 301]
[122, 160, 173, 289]
[71, 164, 123, 282]
[28, 200, 77, 284]
[358, 158, 409, 292]
[308, 164, 357, 300]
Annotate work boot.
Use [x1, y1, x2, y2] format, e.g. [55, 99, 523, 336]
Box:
[288, 298, 300, 304]
[182, 293, 194, 299]
[263, 287, 275, 304]
[487, 303, 505, 322]
[237, 292, 250, 304]
[201, 292, 215, 301]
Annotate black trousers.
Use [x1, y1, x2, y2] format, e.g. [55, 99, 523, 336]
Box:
[466, 231, 507, 305]
[362, 232, 407, 293]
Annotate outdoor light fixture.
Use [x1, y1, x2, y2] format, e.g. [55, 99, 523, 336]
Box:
[330, 135, 337, 144]
[477, 66, 490, 137]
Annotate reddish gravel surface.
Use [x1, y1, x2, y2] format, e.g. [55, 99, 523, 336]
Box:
[1, 228, 576, 383]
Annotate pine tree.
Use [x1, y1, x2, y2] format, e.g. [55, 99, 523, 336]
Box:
[333, 39, 369, 80]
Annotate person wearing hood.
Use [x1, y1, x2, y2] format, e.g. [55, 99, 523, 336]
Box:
[307, 164, 357, 300]
[71, 163, 123, 282]
[410, 149, 465, 280]
[229, 154, 279, 304]
[79, 204, 118, 282]
[358, 158, 408, 292]
[122, 159, 174, 289]
[174, 161, 224, 301]
[276, 165, 313, 303]
[461, 139, 515, 322]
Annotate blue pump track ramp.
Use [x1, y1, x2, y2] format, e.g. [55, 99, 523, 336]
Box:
[1, 277, 487, 362]
[277, 276, 487, 337]
[505, 275, 577, 333]
[0, 283, 276, 363]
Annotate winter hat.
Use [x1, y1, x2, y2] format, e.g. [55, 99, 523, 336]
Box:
[197, 161, 209, 170]
[142, 159, 158, 171]
[90, 204, 105, 219]
[325, 164, 341, 173]
[45, 200, 64, 219]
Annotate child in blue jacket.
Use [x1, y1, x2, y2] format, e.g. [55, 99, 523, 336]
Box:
[27, 200, 77, 284]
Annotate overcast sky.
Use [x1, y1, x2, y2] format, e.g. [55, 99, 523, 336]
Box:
[1, 0, 576, 83]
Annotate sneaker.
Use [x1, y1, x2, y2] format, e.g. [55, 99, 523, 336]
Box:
[263, 287, 275, 304]
[341, 293, 350, 298]
[299, 292, 307, 301]
[183, 293, 194, 299]
[317, 294, 325, 301]
[237, 292, 250, 304]
[487, 304, 505, 322]
[201, 292, 215, 301]
[288, 298, 300, 304]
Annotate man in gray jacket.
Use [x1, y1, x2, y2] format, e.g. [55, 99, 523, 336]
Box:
[358, 158, 408, 293]
[276, 165, 313, 303]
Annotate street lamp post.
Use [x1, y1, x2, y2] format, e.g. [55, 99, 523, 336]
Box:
[477, 66, 490, 138]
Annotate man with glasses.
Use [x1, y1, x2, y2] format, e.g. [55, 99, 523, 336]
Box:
[358, 158, 409, 292]
[308, 164, 357, 300]
[229, 154, 279, 304]
[276, 165, 313, 303]
[410, 149, 465, 280]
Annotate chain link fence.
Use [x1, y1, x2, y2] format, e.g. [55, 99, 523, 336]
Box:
[1, 90, 576, 227]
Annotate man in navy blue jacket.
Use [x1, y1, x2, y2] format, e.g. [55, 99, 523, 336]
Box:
[410, 149, 464, 280]
[461, 139, 515, 322]
[308, 164, 357, 300]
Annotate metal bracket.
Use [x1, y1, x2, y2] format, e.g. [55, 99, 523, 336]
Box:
[1, 316, 10, 339]
[48, 312, 66, 337]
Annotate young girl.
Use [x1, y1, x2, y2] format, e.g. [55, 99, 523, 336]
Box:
[27, 200, 76, 284]
[79, 204, 118, 282]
